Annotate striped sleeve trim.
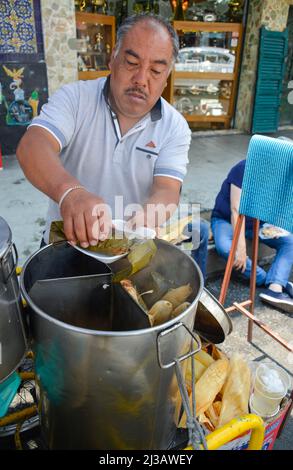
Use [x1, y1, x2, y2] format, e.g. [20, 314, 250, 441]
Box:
[28, 119, 67, 150]
[154, 167, 185, 182]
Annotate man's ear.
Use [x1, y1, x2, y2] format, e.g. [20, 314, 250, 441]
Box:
[109, 47, 117, 70]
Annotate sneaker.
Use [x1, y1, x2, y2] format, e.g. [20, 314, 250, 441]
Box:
[259, 289, 293, 313]
[285, 282, 293, 298]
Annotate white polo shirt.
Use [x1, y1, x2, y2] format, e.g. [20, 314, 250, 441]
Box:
[29, 77, 191, 243]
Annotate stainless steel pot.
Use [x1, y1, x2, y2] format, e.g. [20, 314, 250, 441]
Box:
[20, 239, 203, 450]
[0, 217, 28, 383]
[195, 288, 233, 344]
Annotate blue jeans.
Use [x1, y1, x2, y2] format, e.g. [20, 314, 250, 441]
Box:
[183, 219, 209, 281]
[211, 217, 293, 287]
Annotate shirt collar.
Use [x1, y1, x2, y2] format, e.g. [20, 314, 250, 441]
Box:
[102, 75, 162, 122]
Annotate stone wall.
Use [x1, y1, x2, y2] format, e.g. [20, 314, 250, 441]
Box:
[235, 0, 293, 131]
[41, 0, 77, 96]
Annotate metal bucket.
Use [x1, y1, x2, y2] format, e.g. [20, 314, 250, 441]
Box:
[0, 217, 28, 383]
[20, 239, 203, 450]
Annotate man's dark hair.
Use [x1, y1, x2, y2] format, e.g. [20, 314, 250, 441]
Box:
[114, 13, 179, 65]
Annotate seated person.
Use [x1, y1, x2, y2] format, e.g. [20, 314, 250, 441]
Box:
[210, 159, 293, 313]
[182, 218, 209, 283]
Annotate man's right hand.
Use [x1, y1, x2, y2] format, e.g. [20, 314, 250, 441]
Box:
[60, 189, 112, 248]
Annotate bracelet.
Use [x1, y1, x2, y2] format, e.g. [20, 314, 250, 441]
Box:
[58, 185, 85, 210]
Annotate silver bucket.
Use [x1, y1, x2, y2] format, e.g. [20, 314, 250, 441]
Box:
[0, 217, 28, 383]
[20, 239, 203, 450]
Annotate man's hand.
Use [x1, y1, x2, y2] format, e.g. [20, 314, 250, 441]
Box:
[126, 209, 156, 232]
[126, 176, 181, 232]
[60, 189, 112, 247]
[234, 246, 247, 273]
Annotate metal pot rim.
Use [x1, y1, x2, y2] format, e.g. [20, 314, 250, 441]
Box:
[20, 242, 204, 337]
[195, 287, 233, 343]
[0, 216, 12, 260]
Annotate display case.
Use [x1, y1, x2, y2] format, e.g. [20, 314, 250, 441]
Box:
[75, 12, 115, 80]
[165, 21, 243, 129]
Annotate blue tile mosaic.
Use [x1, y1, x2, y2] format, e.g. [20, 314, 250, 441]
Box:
[0, 0, 37, 53]
[0, 0, 44, 62]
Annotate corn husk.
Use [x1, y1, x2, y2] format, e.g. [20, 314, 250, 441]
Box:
[120, 279, 148, 312]
[194, 349, 215, 368]
[213, 400, 222, 417]
[217, 354, 251, 428]
[158, 215, 192, 243]
[49, 221, 131, 254]
[205, 401, 222, 430]
[161, 284, 192, 309]
[197, 413, 214, 432]
[195, 359, 229, 417]
[49, 222, 157, 282]
[180, 359, 229, 428]
[148, 300, 173, 326]
[112, 239, 157, 283]
[171, 302, 191, 319]
[210, 344, 229, 361]
[185, 358, 206, 394]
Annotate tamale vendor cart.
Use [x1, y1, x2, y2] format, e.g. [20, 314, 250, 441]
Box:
[2, 214, 290, 452]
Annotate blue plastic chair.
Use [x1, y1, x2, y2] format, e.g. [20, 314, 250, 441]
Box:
[219, 134, 293, 351]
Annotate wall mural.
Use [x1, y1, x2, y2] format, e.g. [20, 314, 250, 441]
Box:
[1, 65, 37, 125]
[0, 63, 48, 154]
[0, 0, 37, 54]
[0, 0, 47, 154]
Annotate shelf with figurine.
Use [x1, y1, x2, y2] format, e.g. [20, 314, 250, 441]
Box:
[75, 6, 115, 80]
[165, 17, 243, 129]
[173, 78, 232, 119]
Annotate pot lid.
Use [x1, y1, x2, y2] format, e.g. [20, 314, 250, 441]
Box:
[0, 217, 12, 260]
[194, 287, 233, 344]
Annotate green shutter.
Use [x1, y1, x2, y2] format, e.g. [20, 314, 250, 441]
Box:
[252, 27, 288, 134]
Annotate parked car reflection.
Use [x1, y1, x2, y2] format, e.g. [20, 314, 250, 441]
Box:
[175, 47, 235, 74]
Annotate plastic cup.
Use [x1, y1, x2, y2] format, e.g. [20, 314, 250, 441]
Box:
[250, 363, 291, 418]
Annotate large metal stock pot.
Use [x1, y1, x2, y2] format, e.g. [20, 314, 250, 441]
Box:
[0, 217, 28, 382]
[20, 239, 203, 450]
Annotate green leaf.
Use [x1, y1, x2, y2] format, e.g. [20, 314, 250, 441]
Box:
[49, 221, 133, 255]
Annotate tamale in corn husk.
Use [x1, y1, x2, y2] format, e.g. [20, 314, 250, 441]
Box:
[179, 358, 229, 427]
[50, 221, 157, 282]
[194, 349, 215, 368]
[185, 358, 206, 394]
[217, 354, 251, 428]
[161, 284, 192, 309]
[205, 401, 222, 430]
[112, 239, 157, 282]
[49, 221, 132, 255]
[171, 302, 191, 319]
[158, 215, 192, 244]
[120, 279, 148, 312]
[148, 300, 173, 326]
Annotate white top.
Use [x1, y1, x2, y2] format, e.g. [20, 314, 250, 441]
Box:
[28, 77, 191, 243]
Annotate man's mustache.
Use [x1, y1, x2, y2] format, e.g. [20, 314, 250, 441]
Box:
[125, 88, 147, 99]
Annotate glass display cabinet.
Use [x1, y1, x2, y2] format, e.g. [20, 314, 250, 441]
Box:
[165, 21, 243, 129]
[75, 12, 115, 80]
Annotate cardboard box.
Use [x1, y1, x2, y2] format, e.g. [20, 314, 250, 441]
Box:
[218, 399, 291, 450]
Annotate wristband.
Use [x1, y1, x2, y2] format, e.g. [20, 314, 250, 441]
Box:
[58, 185, 85, 210]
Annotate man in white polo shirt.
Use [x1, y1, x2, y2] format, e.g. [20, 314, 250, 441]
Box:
[16, 14, 208, 277]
